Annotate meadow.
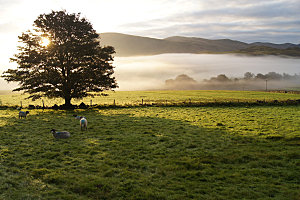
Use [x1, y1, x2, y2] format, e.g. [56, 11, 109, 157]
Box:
[0, 90, 299, 199]
[0, 90, 300, 107]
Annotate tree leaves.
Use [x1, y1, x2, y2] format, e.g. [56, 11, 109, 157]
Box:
[2, 10, 118, 106]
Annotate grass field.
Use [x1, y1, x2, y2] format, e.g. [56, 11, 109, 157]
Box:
[0, 90, 299, 199]
[0, 90, 300, 107]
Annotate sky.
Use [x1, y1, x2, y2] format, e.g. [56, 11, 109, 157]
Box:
[0, 0, 299, 89]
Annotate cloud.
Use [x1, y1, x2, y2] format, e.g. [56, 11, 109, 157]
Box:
[120, 0, 300, 43]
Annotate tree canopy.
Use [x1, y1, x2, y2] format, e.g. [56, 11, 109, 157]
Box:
[2, 10, 118, 107]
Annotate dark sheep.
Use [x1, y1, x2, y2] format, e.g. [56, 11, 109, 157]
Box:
[50, 129, 71, 139]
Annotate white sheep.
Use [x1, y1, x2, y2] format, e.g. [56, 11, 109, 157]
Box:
[80, 117, 88, 131]
[50, 129, 71, 139]
[19, 111, 29, 119]
[73, 114, 85, 120]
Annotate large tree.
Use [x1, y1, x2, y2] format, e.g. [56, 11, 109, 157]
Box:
[2, 10, 118, 107]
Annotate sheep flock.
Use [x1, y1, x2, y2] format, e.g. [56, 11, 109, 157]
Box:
[18, 110, 88, 139]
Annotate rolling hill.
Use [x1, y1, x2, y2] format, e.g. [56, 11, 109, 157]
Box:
[234, 46, 300, 57]
[99, 32, 300, 57]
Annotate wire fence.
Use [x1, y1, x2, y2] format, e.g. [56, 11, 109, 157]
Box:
[0, 98, 299, 109]
[0, 90, 299, 109]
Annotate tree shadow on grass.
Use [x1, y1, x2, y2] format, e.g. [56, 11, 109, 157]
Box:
[0, 109, 299, 200]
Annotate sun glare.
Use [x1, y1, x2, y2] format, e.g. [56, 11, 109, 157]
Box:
[40, 37, 50, 47]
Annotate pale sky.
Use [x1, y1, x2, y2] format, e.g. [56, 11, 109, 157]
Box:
[0, 0, 299, 73]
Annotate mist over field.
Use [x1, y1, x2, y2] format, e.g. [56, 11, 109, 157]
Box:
[1, 54, 299, 91]
[114, 54, 300, 90]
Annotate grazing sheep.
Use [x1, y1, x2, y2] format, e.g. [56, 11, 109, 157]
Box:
[50, 129, 71, 139]
[19, 111, 29, 119]
[80, 117, 88, 131]
[73, 114, 85, 120]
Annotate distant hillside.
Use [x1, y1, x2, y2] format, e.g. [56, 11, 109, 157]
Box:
[234, 46, 300, 57]
[249, 42, 300, 49]
[99, 32, 300, 57]
[164, 36, 249, 52]
[99, 33, 201, 56]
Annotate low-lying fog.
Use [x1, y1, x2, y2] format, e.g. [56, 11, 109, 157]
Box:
[0, 54, 299, 91]
[114, 54, 300, 90]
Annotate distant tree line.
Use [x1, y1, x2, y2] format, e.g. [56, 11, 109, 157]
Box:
[165, 74, 197, 85]
[165, 72, 300, 90]
[204, 72, 300, 83]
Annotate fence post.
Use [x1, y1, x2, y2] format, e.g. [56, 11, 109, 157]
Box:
[142, 99, 143, 105]
[90, 99, 92, 106]
[42, 100, 45, 110]
[113, 99, 116, 106]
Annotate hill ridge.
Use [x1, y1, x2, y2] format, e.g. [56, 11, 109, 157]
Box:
[99, 32, 300, 57]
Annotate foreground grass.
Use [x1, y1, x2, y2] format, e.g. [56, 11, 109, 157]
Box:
[0, 106, 299, 199]
[0, 90, 300, 107]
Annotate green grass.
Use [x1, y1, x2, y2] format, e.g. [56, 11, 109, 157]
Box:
[1, 90, 300, 107]
[0, 105, 299, 199]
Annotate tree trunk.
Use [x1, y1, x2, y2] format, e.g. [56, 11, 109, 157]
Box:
[64, 78, 72, 108]
[64, 97, 72, 108]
